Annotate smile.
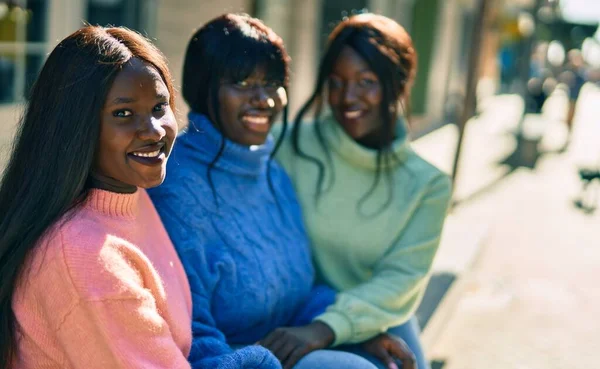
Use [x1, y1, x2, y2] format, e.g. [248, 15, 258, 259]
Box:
[127, 143, 167, 166]
[343, 110, 365, 119]
[241, 113, 271, 133]
[131, 149, 161, 158]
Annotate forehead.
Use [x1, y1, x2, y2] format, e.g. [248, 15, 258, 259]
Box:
[108, 58, 167, 95]
[331, 46, 371, 74]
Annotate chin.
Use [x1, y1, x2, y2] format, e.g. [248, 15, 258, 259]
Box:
[138, 172, 166, 189]
[243, 135, 269, 146]
[340, 125, 367, 141]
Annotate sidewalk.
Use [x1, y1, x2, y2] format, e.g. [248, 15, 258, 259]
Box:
[417, 84, 600, 368]
[412, 92, 529, 330]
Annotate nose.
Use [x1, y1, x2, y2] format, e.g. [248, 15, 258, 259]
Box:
[342, 83, 359, 105]
[251, 86, 275, 109]
[138, 115, 166, 141]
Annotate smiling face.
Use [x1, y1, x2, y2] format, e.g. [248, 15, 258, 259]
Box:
[215, 67, 285, 146]
[328, 46, 385, 147]
[94, 57, 177, 190]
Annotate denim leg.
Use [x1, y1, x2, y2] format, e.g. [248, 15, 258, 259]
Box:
[293, 349, 379, 369]
[337, 316, 430, 369]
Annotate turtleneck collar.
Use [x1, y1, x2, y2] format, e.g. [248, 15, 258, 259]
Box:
[321, 115, 411, 171]
[85, 188, 139, 218]
[180, 112, 275, 176]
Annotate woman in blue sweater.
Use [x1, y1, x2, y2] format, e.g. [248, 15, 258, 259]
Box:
[149, 13, 401, 369]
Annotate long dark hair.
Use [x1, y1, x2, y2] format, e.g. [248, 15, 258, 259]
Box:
[291, 13, 417, 209]
[181, 13, 291, 202]
[0, 26, 174, 367]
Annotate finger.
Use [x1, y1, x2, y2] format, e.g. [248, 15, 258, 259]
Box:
[390, 349, 416, 369]
[259, 330, 283, 350]
[268, 338, 290, 361]
[369, 344, 397, 369]
[386, 340, 416, 369]
[277, 341, 300, 368]
[283, 346, 311, 369]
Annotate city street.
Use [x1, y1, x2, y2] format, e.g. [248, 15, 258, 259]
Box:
[415, 84, 600, 368]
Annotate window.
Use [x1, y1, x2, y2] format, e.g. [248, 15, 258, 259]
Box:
[0, 0, 48, 103]
[320, 0, 368, 54]
[86, 0, 157, 37]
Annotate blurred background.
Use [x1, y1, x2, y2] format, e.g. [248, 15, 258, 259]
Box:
[1, 0, 600, 368]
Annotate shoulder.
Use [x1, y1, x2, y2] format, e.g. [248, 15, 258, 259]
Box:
[400, 148, 452, 198]
[22, 209, 149, 305]
[149, 159, 211, 208]
[273, 120, 320, 171]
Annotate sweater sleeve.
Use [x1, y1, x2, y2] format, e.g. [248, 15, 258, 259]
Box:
[181, 247, 281, 369]
[287, 284, 337, 327]
[55, 297, 192, 369]
[315, 174, 452, 346]
[150, 186, 282, 369]
[42, 229, 192, 368]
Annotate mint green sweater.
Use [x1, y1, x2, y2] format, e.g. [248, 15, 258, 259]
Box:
[275, 116, 451, 346]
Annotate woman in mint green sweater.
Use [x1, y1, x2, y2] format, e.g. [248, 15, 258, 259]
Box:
[275, 13, 451, 369]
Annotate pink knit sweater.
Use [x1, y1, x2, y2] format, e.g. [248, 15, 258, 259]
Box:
[12, 189, 192, 368]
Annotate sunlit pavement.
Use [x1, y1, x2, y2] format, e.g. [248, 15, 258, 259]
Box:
[414, 84, 600, 369]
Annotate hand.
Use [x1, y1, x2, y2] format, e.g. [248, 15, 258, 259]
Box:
[259, 321, 335, 369]
[361, 333, 417, 369]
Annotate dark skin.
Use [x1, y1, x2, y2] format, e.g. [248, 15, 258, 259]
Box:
[92, 58, 177, 194]
[258, 321, 334, 369]
[260, 47, 417, 369]
[260, 323, 416, 369]
[362, 333, 417, 369]
[214, 67, 285, 146]
[328, 45, 397, 149]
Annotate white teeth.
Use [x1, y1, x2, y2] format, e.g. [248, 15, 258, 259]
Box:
[243, 116, 269, 125]
[131, 150, 161, 158]
[344, 110, 363, 119]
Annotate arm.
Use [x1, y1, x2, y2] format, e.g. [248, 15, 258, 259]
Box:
[55, 296, 192, 368]
[316, 174, 452, 346]
[52, 248, 279, 369]
[45, 229, 192, 368]
[287, 284, 337, 327]
[151, 188, 281, 369]
[182, 248, 281, 369]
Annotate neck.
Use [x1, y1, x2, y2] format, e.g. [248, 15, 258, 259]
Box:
[89, 173, 137, 194]
[185, 112, 275, 176]
[321, 115, 410, 171]
[355, 123, 398, 150]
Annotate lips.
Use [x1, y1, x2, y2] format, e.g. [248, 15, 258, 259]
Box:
[241, 111, 272, 134]
[340, 107, 367, 121]
[127, 142, 167, 166]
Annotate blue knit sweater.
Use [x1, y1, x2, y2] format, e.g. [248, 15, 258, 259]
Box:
[149, 113, 335, 369]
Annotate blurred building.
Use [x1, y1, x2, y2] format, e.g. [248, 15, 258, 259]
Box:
[0, 0, 488, 135]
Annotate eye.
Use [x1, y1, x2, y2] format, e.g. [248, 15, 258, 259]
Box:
[328, 77, 343, 89]
[112, 109, 133, 118]
[153, 102, 169, 112]
[234, 80, 250, 89]
[358, 78, 377, 87]
[266, 81, 282, 90]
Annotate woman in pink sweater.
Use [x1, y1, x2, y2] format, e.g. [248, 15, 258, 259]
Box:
[0, 26, 203, 369]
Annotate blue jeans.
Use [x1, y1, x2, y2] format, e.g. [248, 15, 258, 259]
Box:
[339, 317, 430, 369]
[293, 350, 378, 369]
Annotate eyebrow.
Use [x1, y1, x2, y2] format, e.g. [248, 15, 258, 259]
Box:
[110, 93, 169, 105]
[330, 68, 375, 77]
[357, 68, 376, 75]
[111, 97, 136, 105]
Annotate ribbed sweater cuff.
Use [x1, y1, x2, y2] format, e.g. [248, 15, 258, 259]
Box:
[315, 311, 353, 347]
